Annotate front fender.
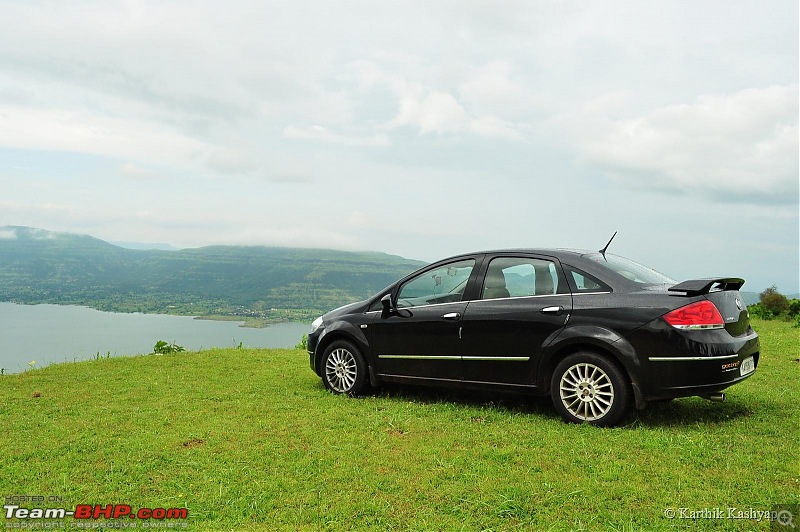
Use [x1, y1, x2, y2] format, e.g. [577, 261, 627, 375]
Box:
[314, 320, 371, 373]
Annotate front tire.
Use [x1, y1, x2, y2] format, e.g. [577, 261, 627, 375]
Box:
[551, 352, 631, 427]
[321, 340, 368, 396]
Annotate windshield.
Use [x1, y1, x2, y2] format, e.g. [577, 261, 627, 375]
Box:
[583, 253, 676, 285]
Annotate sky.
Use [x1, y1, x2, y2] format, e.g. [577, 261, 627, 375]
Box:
[0, 0, 797, 294]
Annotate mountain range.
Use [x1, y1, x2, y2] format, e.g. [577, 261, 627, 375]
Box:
[0, 226, 425, 323]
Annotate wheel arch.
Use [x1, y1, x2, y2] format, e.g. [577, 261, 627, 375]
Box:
[314, 323, 370, 376]
[539, 327, 646, 409]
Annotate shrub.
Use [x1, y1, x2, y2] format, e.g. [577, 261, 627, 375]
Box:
[748, 303, 773, 320]
[295, 334, 308, 350]
[153, 340, 186, 355]
[759, 285, 789, 317]
[788, 299, 800, 318]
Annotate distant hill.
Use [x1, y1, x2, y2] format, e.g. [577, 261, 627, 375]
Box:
[0, 226, 425, 322]
[740, 292, 760, 306]
[110, 241, 179, 251]
[740, 292, 799, 306]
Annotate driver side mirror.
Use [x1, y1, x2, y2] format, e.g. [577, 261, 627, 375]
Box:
[380, 293, 396, 317]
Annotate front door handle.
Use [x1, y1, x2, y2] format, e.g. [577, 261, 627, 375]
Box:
[540, 306, 563, 315]
[442, 312, 461, 320]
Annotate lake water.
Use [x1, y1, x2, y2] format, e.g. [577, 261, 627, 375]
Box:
[0, 302, 310, 373]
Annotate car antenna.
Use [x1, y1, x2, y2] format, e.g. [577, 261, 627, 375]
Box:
[599, 231, 617, 260]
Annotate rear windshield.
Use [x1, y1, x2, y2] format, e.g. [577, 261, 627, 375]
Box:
[583, 253, 676, 285]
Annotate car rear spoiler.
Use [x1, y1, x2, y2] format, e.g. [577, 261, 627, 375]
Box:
[668, 277, 745, 296]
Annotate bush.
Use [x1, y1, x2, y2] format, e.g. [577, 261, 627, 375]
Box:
[788, 299, 800, 318]
[748, 303, 773, 320]
[759, 285, 789, 317]
[152, 340, 186, 355]
[295, 334, 308, 351]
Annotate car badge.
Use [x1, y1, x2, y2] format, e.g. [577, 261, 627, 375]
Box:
[735, 297, 743, 311]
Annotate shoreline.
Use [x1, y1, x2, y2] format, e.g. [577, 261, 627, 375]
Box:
[1, 300, 313, 328]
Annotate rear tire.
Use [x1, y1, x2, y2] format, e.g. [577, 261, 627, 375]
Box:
[321, 340, 368, 396]
[551, 352, 631, 427]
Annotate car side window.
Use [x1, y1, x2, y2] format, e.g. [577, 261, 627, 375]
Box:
[566, 267, 611, 293]
[481, 257, 561, 300]
[396, 259, 475, 308]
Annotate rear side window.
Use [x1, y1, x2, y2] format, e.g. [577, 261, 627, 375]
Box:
[566, 267, 611, 293]
[481, 257, 561, 300]
[583, 252, 675, 285]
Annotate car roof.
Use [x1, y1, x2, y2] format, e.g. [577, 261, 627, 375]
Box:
[459, 248, 595, 260]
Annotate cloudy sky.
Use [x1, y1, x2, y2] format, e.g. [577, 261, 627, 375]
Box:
[0, 0, 797, 293]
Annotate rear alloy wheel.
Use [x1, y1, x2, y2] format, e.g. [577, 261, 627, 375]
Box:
[322, 340, 368, 396]
[551, 352, 630, 427]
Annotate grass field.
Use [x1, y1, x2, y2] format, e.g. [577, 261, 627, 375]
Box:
[1, 319, 798, 530]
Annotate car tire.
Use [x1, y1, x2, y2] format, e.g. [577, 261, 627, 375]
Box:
[551, 352, 631, 427]
[321, 340, 369, 396]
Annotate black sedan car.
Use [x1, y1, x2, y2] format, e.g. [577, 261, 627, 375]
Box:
[307, 249, 759, 426]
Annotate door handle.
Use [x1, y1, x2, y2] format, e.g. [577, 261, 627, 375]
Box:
[442, 312, 461, 320]
[540, 306, 563, 315]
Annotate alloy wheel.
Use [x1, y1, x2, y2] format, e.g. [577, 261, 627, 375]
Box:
[559, 362, 615, 421]
[325, 347, 358, 393]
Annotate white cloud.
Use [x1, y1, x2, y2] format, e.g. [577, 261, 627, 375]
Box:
[562, 85, 799, 202]
[28, 228, 57, 240]
[468, 115, 526, 142]
[266, 165, 315, 184]
[347, 211, 368, 227]
[385, 88, 527, 141]
[0, 228, 17, 239]
[457, 60, 531, 116]
[205, 148, 262, 176]
[283, 125, 390, 147]
[119, 163, 159, 180]
[345, 59, 528, 140]
[389, 91, 469, 134]
[0, 106, 213, 170]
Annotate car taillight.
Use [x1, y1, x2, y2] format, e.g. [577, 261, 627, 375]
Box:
[663, 300, 725, 330]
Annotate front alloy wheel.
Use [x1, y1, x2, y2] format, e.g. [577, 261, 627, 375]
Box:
[321, 340, 368, 396]
[551, 352, 630, 427]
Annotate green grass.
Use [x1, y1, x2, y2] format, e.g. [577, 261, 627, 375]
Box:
[1, 319, 797, 530]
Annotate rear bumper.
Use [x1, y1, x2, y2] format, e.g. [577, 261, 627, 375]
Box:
[624, 316, 761, 401]
[641, 334, 760, 400]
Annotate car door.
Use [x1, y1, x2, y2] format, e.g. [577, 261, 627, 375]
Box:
[461, 255, 572, 389]
[370, 258, 477, 381]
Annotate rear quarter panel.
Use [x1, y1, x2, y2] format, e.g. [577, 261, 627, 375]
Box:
[537, 290, 694, 398]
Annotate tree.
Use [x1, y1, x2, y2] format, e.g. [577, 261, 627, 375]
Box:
[759, 285, 789, 317]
